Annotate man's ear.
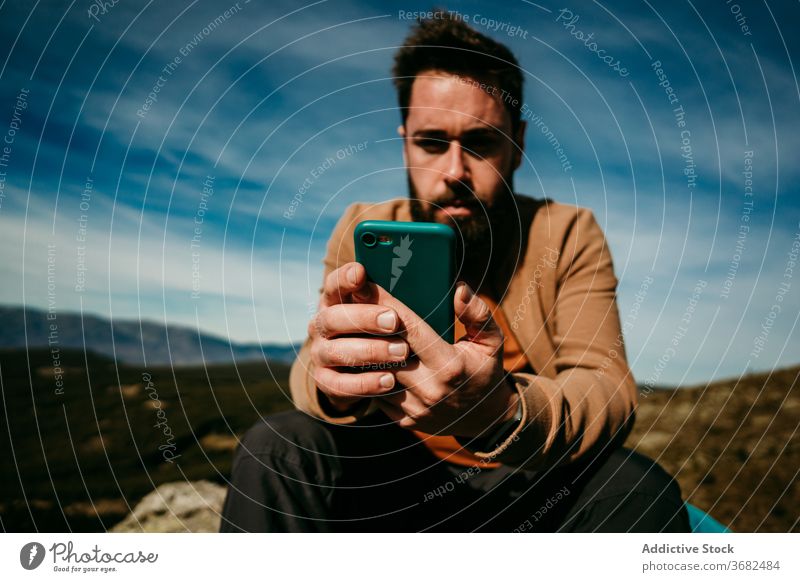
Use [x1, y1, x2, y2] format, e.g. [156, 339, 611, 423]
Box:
[398, 124, 408, 167]
[511, 120, 526, 171]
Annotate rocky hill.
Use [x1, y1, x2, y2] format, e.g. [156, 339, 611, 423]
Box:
[626, 365, 799, 532]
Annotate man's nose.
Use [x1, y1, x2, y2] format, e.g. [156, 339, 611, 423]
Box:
[443, 140, 469, 184]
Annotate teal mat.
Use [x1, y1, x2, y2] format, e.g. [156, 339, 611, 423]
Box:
[685, 502, 731, 533]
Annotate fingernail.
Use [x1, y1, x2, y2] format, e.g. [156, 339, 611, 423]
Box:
[388, 341, 406, 357]
[380, 374, 394, 389]
[348, 265, 359, 286]
[377, 310, 396, 331]
[460, 283, 473, 303]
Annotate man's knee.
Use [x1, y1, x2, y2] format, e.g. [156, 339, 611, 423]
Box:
[566, 447, 690, 532]
[606, 448, 682, 498]
[222, 410, 341, 532]
[235, 409, 338, 467]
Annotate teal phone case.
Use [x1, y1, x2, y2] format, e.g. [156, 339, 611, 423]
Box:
[354, 220, 456, 344]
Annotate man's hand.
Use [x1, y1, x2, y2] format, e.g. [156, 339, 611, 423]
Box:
[310, 260, 519, 436]
[309, 262, 409, 412]
[373, 278, 519, 437]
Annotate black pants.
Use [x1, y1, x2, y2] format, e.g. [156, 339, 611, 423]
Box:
[220, 409, 690, 532]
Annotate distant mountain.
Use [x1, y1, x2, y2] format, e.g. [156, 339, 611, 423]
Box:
[0, 305, 301, 366]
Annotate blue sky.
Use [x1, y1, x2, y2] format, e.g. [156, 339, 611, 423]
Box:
[0, 0, 797, 385]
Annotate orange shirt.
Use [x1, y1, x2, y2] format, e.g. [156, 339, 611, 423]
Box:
[411, 292, 533, 468]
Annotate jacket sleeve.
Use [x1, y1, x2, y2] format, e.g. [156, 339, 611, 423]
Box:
[289, 202, 380, 423]
[462, 208, 638, 471]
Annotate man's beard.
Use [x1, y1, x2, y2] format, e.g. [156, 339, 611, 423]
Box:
[407, 174, 517, 287]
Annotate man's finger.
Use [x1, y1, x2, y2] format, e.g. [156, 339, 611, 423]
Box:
[314, 365, 398, 399]
[375, 399, 413, 428]
[313, 336, 408, 368]
[313, 303, 399, 338]
[363, 280, 454, 372]
[320, 262, 371, 308]
[375, 391, 429, 429]
[453, 282, 504, 354]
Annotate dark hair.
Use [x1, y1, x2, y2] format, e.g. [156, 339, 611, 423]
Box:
[392, 9, 524, 136]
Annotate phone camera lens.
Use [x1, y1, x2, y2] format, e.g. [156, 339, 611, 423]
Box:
[361, 232, 377, 247]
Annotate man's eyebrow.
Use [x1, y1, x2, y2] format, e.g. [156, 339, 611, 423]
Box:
[461, 127, 503, 138]
[411, 129, 448, 138]
[410, 127, 504, 138]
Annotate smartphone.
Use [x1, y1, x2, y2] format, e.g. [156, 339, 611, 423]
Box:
[354, 220, 456, 344]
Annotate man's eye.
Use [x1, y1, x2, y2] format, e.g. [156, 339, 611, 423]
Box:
[462, 137, 501, 157]
[414, 138, 449, 154]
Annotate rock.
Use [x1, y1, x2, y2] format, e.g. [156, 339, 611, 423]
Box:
[110, 480, 227, 533]
[200, 433, 239, 452]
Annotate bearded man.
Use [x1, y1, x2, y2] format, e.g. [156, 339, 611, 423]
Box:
[220, 12, 690, 533]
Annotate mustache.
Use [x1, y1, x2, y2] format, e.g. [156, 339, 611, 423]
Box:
[432, 186, 482, 209]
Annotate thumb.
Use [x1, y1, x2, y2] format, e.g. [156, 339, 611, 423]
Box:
[454, 282, 504, 351]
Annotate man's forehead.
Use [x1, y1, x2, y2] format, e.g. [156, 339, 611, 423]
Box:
[405, 71, 510, 130]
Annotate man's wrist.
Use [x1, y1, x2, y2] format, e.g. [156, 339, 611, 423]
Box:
[461, 375, 523, 451]
[498, 375, 521, 423]
[484, 378, 523, 444]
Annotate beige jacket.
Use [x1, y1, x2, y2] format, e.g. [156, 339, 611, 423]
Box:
[289, 194, 637, 471]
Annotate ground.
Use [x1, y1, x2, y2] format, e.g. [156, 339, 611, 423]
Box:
[1, 348, 796, 532]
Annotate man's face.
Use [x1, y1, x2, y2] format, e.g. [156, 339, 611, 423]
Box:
[399, 70, 525, 246]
